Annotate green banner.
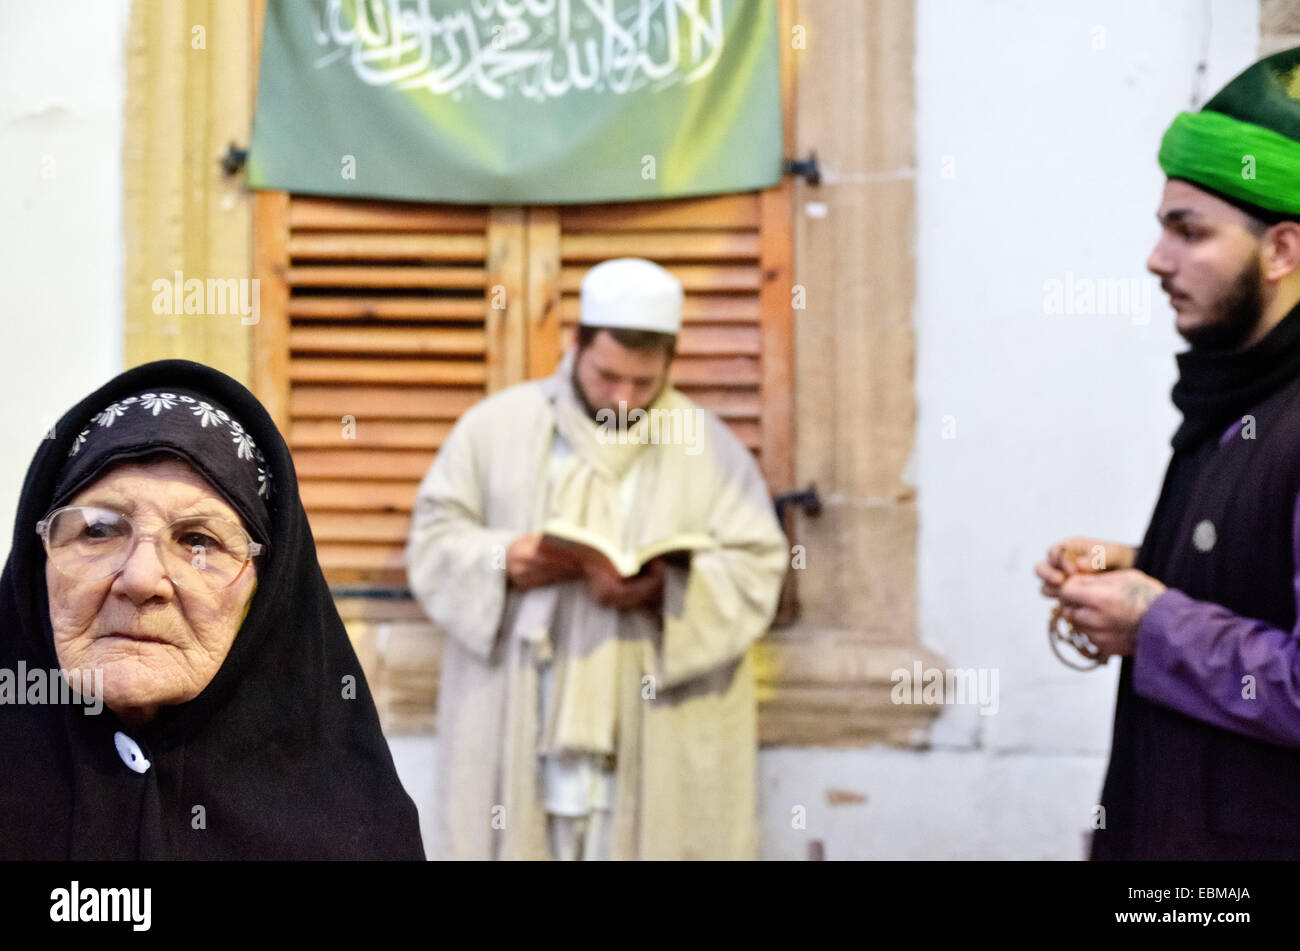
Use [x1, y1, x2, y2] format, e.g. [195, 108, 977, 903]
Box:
[248, 0, 783, 204]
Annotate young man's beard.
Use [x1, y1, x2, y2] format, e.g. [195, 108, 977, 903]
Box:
[1181, 252, 1265, 352]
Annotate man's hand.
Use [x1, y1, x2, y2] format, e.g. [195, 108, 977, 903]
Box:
[582, 557, 666, 611]
[1035, 537, 1137, 599]
[1055, 569, 1167, 657]
[505, 534, 585, 590]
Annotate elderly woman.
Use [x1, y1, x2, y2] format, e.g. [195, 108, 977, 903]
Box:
[0, 359, 424, 859]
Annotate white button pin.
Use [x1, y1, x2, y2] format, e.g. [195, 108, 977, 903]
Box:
[113, 731, 151, 774]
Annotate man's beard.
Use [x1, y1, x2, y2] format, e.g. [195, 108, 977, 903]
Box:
[1178, 253, 1265, 352]
[571, 365, 666, 424]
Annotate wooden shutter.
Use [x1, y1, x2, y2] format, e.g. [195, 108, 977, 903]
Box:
[253, 194, 531, 585]
[253, 188, 791, 588]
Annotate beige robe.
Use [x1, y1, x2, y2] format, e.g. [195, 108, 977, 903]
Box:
[405, 355, 787, 860]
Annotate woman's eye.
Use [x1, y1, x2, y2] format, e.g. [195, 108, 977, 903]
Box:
[82, 522, 125, 541]
[179, 531, 220, 550]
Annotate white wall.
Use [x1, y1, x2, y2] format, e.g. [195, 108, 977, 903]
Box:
[0, 0, 130, 557]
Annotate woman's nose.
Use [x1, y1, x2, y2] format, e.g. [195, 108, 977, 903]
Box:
[113, 536, 173, 602]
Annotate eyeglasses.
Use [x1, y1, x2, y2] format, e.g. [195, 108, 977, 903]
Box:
[36, 505, 264, 591]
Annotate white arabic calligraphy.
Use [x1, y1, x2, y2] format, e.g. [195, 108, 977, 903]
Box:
[311, 0, 726, 101]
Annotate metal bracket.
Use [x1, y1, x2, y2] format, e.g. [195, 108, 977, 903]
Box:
[774, 484, 823, 524]
[783, 152, 822, 186]
[221, 143, 248, 177]
[771, 483, 821, 629]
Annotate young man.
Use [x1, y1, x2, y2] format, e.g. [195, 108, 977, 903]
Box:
[407, 257, 788, 859]
[1036, 47, 1300, 859]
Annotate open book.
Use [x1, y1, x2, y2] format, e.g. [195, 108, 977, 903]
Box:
[540, 519, 714, 578]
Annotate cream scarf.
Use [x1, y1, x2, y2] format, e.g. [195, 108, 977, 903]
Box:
[534, 348, 688, 756]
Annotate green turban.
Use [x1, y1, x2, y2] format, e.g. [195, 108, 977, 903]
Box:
[1158, 46, 1300, 218]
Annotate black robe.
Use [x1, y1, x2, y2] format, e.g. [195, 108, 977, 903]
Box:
[1092, 303, 1300, 859]
[0, 360, 425, 859]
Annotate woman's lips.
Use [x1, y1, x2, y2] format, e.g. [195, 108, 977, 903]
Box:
[100, 631, 170, 645]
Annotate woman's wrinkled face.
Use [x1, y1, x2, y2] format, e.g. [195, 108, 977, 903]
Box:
[45, 458, 258, 726]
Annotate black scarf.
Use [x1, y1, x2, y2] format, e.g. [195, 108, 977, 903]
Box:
[0, 360, 424, 859]
[1169, 300, 1300, 450]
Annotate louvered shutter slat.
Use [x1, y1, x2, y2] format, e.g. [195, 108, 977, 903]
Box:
[254, 194, 493, 585]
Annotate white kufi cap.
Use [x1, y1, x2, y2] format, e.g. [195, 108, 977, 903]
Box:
[579, 258, 683, 334]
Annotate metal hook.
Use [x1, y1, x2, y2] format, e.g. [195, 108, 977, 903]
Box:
[783, 152, 822, 186]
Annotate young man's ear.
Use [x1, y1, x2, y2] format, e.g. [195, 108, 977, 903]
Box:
[1263, 220, 1300, 282]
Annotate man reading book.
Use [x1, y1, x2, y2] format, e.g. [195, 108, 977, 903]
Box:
[407, 257, 788, 860]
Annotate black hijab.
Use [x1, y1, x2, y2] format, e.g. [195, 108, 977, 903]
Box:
[0, 360, 425, 859]
[50, 385, 272, 546]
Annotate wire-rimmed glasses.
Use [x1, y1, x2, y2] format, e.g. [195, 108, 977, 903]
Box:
[37, 505, 263, 591]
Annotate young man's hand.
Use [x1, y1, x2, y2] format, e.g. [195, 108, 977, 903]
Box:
[1054, 569, 1167, 657]
[1035, 537, 1137, 599]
